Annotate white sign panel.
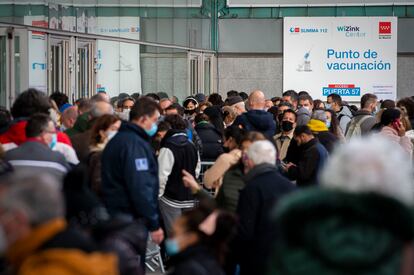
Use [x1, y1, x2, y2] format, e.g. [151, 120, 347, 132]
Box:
[283, 17, 397, 101]
[24, 16, 48, 93]
[96, 17, 142, 97]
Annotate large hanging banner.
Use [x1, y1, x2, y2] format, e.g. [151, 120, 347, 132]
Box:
[283, 17, 397, 101]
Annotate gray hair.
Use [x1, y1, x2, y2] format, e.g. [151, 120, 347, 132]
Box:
[247, 140, 277, 166]
[311, 110, 327, 123]
[0, 174, 64, 226]
[90, 101, 113, 118]
[321, 136, 414, 206]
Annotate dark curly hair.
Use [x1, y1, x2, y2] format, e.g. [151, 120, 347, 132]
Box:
[11, 89, 51, 119]
[164, 114, 187, 130]
[49, 92, 69, 109]
[397, 97, 414, 119]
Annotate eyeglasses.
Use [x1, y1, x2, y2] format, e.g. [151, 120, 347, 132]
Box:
[44, 129, 56, 134]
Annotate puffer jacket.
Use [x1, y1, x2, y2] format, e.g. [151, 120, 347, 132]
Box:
[233, 110, 276, 138]
[269, 189, 414, 275]
[195, 122, 224, 161]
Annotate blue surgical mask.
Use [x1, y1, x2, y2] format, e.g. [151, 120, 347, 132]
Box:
[326, 121, 331, 128]
[325, 103, 332, 110]
[49, 133, 57, 149]
[145, 123, 158, 137]
[165, 238, 180, 256]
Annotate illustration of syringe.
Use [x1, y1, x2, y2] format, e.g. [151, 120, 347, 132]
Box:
[297, 47, 313, 72]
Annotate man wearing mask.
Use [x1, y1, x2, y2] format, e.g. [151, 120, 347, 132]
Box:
[326, 94, 353, 134]
[296, 94, 313, 126]
[4, 114, 70, 180]
[345, 93, 378, 139]
[101, 97, 164, 268]
[116, 97, 135, 121]
[274, 110, 297, 161]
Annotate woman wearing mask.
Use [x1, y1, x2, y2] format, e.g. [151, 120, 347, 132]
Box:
[183, 97, 199, 122]
[325, 109, 345, 142]
[88, 114, 121, 196]
[166, 204, 237, 275]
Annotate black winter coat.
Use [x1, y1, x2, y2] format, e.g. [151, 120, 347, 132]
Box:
[314, 131, 338, 153]
[195, 122, 224, 161]
[233, 110, 276, 138]
[287, 138, 328, 187]
[236, 163, 296, 275]
[101, 122, 160, 231]
[93, 218, 148, 275]
[168, 244, 225, 275]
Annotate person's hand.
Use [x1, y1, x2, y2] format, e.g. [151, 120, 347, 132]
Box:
[182, 170, 201, 194]
[284, 162, 296, 171]
[150, 228, 164, 245]
[397, 122, 406, 137]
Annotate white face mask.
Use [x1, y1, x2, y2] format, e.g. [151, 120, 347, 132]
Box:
[106, 130, 118, 141]
[0, 225, 8, 255]
[116, 109, 130, 121]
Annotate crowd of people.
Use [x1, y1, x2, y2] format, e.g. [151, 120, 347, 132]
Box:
[0, 87, 413, 275]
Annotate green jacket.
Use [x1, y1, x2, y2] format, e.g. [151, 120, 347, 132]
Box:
[269, 188, 414, 275]
[193, 164, 245, 213]
[216, 164, 245, 213]
[65, 113, 90, 137]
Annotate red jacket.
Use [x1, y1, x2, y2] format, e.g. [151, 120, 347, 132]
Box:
[0, 120, 72, 148]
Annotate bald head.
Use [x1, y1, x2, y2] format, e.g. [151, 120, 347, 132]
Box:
[61, 106, 78, 129]
[248, 90, 266, 110]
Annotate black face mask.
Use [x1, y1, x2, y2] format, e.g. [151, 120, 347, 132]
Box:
[223, 146, 230, 153]
[281, 121, 294, 132]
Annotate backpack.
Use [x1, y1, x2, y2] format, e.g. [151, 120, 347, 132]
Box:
[345, 115, 371, 140]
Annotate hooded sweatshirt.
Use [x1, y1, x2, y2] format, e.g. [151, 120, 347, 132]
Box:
[233, 110, 276, 138]
[336, 106, 354, 134]
[296, 107, 311, 127]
